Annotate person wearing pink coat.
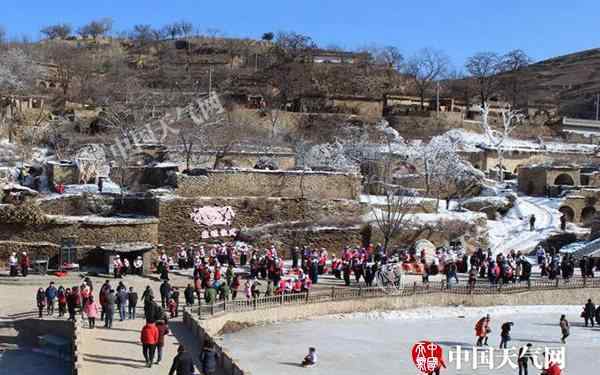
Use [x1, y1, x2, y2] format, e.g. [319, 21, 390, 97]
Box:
[84, 295, 99, 329]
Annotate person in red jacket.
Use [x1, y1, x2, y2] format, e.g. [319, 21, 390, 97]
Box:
[20, 252, 30, 277]
[155, 319, 170, 364]
[542, 361, 561, 375]
[141, 321, 159, 368]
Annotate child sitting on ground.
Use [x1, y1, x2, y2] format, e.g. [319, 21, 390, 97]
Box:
[302, 347, 317, 367]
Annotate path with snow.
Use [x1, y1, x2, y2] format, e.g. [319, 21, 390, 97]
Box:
[488, 196, 562, 254]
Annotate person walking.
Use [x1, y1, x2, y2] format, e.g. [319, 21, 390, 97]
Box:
[583, 299, 596, 327]
[499, 321, 513, 349]
[57, 286, 67, 317]
[168, 345, 195, 375]
[518, 343, 534, 375]
[84, 296, 99, 329]
[141, 320, 159, 368]
[199, 341, 219, 375]
[155, 319, 170, 365]
[116, 286, 128, 322]
[529, 214, 536, 231]
[184, 284, 195, 306]
[128, 287, 138, 320]
[36, 288, 46, 318]
[475, 315, 491, 346]
[160, 280, 171, 309]
[45, 282, 57, 316]
[104, 290, 116, 328]
[559, 315, 569, 344]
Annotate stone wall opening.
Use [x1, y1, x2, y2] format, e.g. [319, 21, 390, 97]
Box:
[559, 206, 575, 222]
[554, 173, 575, 186]
[581, 206, 597, 226]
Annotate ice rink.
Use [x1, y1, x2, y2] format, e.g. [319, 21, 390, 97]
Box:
[222, 305, 599, 374]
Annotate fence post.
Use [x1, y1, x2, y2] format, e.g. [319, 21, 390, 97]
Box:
[584, 277, 587, 288]
[413, 282, 417, 294]
[331, 287, 335, 300]
[198, 300, 202, 319]
[223, 299, 227, 312]
[210, 303, 214, 316]
[359, 285, 362, 297]
[281, 294, 284, 305]
[555, 279, 559, 288]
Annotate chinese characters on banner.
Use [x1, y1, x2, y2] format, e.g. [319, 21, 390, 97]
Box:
[190, 206, 238, 239]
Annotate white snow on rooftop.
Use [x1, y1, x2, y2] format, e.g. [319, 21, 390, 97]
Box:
[444, 129, 599, 154]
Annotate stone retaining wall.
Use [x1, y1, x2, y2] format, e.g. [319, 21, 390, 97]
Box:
[156, 196, 362, 246]
[175, 170, 361, 201]
[183, 310, 249, 375]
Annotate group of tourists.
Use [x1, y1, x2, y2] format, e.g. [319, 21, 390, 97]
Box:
[35, 278, 141, 329]
[473, 313, 565, 375]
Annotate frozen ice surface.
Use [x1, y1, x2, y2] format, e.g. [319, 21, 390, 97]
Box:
[222, 305, 599, 374]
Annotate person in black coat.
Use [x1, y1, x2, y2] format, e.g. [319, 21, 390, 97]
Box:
[584, 299, 596, 327]
[184, 284, 195, 306]
[168, 345, 195, 375]
[200, 341, 219, 375]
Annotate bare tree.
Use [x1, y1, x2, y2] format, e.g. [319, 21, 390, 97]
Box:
[131, 24, 160, 45]
[0, 48, 42, 142]
[500, 49, 532, 107]
[373, 46, 404, 70]
[40, 24, 72, 40]
[274, 31, 317, 61]
[465, 52, 503, 106]
[178, 21, 193, 37]
[479, 104, 525, 182]
[162, 21, 192, 40]
[78, 18, 113, 39]
[369, 190, 415, 254]
[404, 48, 449, 110]
[0, 26, 5, 46]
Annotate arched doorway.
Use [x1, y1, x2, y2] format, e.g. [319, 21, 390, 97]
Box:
[554, 174, 575, 186]
[581, 206, 597, 226]
[559, 206, 575, 222]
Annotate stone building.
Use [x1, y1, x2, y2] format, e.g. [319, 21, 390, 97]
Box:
[559, 189, 600, 224]
[517, 164, 581, 196]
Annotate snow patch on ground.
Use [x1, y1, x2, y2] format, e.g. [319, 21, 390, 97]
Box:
[325, 305, 581, 321]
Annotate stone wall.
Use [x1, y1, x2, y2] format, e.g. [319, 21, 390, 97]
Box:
[175, 170, 361, 200]
[0, 217, 159, 266]
[38, 194, 157, 217]
[169, 150, 297, 170]
[156, 196, 362, 247]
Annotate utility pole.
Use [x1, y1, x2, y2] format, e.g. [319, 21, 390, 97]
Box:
[596, 93, 599, 121]
[208, 66, 213, 95]
[436, 82, 440, 118]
